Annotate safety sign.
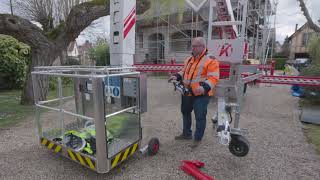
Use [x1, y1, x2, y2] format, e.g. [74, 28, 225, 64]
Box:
[104, 76, 121, 98]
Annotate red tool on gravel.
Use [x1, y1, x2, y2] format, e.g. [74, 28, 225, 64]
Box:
[180, 160, 214, 180]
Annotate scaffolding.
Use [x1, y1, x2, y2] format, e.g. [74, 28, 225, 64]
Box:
[135, 0, 276, 64]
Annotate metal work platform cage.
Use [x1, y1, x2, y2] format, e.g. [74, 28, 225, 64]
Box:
[32, 66, 147, 173]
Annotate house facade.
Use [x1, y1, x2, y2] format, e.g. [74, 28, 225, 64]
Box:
[78, 40, 94, 65]
[288, 23, 320, 60]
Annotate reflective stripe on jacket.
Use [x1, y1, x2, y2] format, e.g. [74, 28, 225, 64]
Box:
[177, 50, 220, 96]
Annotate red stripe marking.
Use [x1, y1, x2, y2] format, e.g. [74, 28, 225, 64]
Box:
[124, 7, 135, 24]
[124, 16, 135, 39]
[124, 8, 136, 28]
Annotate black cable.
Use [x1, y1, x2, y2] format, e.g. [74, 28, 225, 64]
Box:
[229, 111, 233, 124]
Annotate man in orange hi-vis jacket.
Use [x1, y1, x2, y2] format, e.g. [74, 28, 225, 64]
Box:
[169, 37, 220, 148]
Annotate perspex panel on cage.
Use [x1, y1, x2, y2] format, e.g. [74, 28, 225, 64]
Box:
[103, 75, 142, 158]
[106, 110, 140, 158]
[34, 74, 96, 155]
[32, 66, 143, 173]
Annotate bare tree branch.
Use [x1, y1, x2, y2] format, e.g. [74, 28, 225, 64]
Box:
[9, 0, 14, 15]
[13, 0, 89, 31]
[297, 0, 320, 32]
[62, 2, 108, 43]
[14, 0, 54, 31]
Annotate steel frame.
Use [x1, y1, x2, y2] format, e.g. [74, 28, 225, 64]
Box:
[32, 66, 142, 173]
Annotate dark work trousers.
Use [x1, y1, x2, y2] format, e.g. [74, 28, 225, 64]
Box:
[181, 95, 210, 141]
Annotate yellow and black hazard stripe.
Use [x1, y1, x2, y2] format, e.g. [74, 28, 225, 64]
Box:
[111, 142, 139, 169]
[40, 138, 62, 153]
[67, 149, 96, 171]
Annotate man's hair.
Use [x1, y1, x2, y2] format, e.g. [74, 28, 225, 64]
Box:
[193, 37, 207, 48]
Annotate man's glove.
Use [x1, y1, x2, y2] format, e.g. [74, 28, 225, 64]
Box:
[168, 73, 182, 82]
[200, 82, 211, 94]
[168, 75, 177, 82]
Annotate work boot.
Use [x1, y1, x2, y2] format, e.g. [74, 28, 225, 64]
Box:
[189, 140, 201, 149]
[175, 134, 192, 140]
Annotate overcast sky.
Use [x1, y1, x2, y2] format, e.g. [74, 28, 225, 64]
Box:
[1, 0, 320, 44]
[275, 0, 320, 43]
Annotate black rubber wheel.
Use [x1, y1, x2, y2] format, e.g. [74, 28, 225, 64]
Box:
[147, 138, 160, 156]
[229, 135, 250, 157]
[64, 134, 86, 152]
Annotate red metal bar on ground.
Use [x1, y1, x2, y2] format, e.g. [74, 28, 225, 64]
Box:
[180, 160, 214, 180]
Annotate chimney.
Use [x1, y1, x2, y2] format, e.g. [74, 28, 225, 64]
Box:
[295, 24, 298, 32]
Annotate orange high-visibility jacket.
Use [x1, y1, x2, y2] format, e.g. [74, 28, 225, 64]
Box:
[177, 49, 220, 96]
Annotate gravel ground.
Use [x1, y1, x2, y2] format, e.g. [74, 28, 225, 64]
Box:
[1, 78, 320, 180]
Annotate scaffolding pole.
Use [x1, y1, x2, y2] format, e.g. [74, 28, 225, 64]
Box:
[270, 0, 278, 62]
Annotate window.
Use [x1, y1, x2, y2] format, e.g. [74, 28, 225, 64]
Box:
[135, 34, 142, 49]
[138, 34, 143, 48]
[302, 33, 309, 46]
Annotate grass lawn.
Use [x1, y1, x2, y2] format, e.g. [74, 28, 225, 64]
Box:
[48, 84, 74, 100]
[0, 90, 33, 127]
[0, 85, 73, 128]
[304, 124, 320, 154]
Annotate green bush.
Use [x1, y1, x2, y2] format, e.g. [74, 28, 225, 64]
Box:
[89, 39, 110, 66]
[301, 64, 320, 76]
[300, 64, 320, 103]
[300, 37, 320, 103]
[274, 58, 287, 70]
[49, 77, 73, 90]
[0, 35, 30, 89]
[308, 37, 320, 65]
[271, 52, 288, 58]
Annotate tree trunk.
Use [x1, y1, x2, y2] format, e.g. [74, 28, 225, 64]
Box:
[21, 67, 34, 105]
[0, 0, 151, 104]
[60, 50, 68, 65]
[21, 47, 58, 104]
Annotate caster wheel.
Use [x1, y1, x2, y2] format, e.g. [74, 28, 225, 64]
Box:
[147, 138, 160, 156]
[229, 135, 250, 157]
